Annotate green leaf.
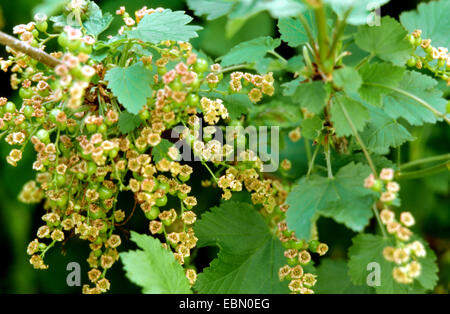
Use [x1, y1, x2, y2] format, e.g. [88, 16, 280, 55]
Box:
[348, 234, 438, 293]
[221, 36, 281, 71]
[151, 139, 174, 163]
[354, 17, 413, 65]
[120, 232, 192, 294]
[186, 0, 234, 20]
[400, 0, 450, 48]
[292, 81, 329, 114]
[83, 2, 113, 38]
[194, 201, 288, 294]
[360, 106, 415, 155]
[358, 63, 405, 107]
[118, 112, 142, 134]
[315, 259, 374, 294]
[286, 162, 374, 239]
[324, 0, 390, 25]
[286, 55, 305, 73]
[278, 17, 308, 47]
[128, 10, 202, 44]
[301, 116, 323, 140]
[261, 0, 305, 18]
[333, 67, 362, 93]
[33, 0, 65, 16]
[249, 102, 302, 128]
[105, 62, 153, 114]
[331, 93, 369, 138]
[383, 71, 447, 126]
[282, 77, 303, 96]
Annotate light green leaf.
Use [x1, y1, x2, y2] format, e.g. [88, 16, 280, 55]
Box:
[383, 71, 447, 126]
[282, 77, 303, 96]
[194, 201, 288, 294]
[118, 112, 142, 134]
[333, 67, 362, 93]
[221, 36, 281, 70]
[33, 0, 65, 16]
[324, 0, 390, 25]
[278, 17, 308, 47]
[128, 10, 202, 44]
[348, 234, 438, 293]
[358, 63, 405, 107]
[120, 232, 192, 294]
[151, 139, 174, 163]
[315, 259, 374, 294]
[186, 0, 234, 20]
[331, 93, 369, 138]
[286, 162, 374, 240]
[360, 106, 415, 155]
[286, 55, 305, 73]
[301, 116, 323, 140]
[261, 0, 305, 18]
[83, 2, 113, 38]
[292, 81, 329, 114]
[400, 0, 450, 48]
[354, 17, 414, 65]
[105, 62, 153, 114]
[249, 102, 302, 128]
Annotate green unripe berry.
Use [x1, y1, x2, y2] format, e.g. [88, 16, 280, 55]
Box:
[287, 257, 298, 266]
[155, 195, 168, 207]
[145, 206, 160, 220]
[23, 106, 34, 118]
[58, 33, 69, 48]
[87, 162, 97, 176]
[308, 240, 320, 252]
[94, 249, 102, 258]
[187, 93, 199, 106]
[157, 66, 167, 75]
[139, 110, 150, 121]
[5, 101, 16, 113]
[55, 174, 66, 187]
[158, 181, 170, 192]
[67, 39, 81, 52]
[99, 186, 113, 200]
[98, 123, 107, 134]
[177, 191, 187, 200]
[194, 58, 209, 73]
[179, 174, 190, 182]
[407, 57, 416, 67]
[19, 87, 33, 99]
[86, 123, 97, 133]
[36, 21, 48, 33]
[36, 129, 50, 144]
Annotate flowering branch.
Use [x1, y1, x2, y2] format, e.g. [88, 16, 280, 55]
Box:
[0, 31, 61, 68]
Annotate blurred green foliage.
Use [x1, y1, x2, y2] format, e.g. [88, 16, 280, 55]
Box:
[0, 0, 448, 294]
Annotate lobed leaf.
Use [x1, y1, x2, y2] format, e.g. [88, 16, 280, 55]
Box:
[105, 62, 153, 114]
[120, 232, 192, 294]
[128, 10, 202, 44]
[194, 201, 288, 294]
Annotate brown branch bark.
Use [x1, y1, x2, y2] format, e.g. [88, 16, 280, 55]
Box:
[0, 31, 61, 68]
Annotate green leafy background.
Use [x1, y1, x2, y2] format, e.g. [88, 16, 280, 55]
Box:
[0, 0, 448, 294]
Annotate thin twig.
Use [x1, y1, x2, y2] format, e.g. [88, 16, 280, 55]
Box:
[0, 31, 61, 68]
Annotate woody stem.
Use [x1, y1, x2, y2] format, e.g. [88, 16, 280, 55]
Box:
[0, 31, 61, 68]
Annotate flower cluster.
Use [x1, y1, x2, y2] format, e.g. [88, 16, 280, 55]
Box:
[407, 29, 450, 85]
[276, 219, 328, 294]
[229, 71, 275, 103]
[364, 168, 426, 285]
